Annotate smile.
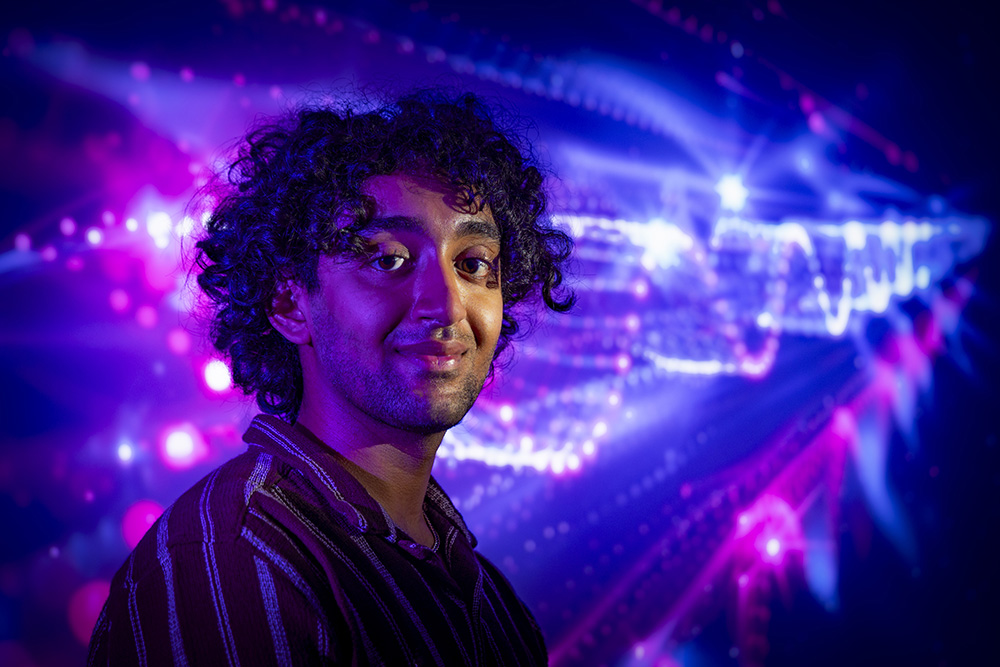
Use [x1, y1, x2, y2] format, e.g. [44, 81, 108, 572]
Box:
[396, 340, 471, 373]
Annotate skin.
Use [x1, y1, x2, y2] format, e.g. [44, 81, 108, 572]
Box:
[268, 174, 503, 547]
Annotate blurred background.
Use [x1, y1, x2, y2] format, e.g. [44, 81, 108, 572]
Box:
[2, 1, 998, 665]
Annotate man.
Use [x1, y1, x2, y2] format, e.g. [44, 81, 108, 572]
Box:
[88, 90, 574, 665]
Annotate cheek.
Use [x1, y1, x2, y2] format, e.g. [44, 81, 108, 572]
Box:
[476, 292, 505, 350]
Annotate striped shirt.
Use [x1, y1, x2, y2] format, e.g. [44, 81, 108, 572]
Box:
[88, 415, 547, 666]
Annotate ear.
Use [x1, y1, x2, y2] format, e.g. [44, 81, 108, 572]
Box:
[268, 280, 312, 345]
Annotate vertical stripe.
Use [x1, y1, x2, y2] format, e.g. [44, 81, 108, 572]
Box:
[155, 506, 188, 666]
[244, 452, 273, 504]
[125, 554, 148, 667]
[254, 556, 292, 665]
[199, 469, 240, 667]
[348, 534, 442, 665]
[241, 527, 331, 656]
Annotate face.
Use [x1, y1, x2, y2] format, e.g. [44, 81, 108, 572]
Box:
[300, 174, 504, 435]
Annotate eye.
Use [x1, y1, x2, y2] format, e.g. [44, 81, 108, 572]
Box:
[369, 253, 408, 272]
[457, 256, 496, 279]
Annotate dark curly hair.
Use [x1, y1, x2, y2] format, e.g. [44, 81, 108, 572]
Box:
[194, 90, 574, 419]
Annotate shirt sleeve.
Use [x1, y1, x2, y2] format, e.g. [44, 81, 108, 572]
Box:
[87, 537, 337, 666]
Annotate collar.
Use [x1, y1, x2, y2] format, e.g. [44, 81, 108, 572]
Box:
[243, 414, 476, 548]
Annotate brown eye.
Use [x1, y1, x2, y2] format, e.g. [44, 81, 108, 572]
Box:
[370, 254, 407, 272]
[458, 257, 493, 278]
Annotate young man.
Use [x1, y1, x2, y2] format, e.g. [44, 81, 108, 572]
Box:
[88, 91, 574, 665]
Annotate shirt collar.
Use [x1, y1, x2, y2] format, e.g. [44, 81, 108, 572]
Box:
[243, 414, 475, 548]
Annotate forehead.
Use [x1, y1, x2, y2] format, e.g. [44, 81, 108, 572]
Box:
[361, 174, 499, 241]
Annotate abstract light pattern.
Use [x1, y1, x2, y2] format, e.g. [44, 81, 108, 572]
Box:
[0, 1, 992, 665]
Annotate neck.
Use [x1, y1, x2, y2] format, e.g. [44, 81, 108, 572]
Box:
[294, 398, 443, 547]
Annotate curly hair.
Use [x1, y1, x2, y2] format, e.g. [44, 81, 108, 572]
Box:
[194, 90, 574, 419]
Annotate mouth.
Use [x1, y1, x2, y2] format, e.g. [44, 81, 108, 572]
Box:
[396, 340, 471, 373]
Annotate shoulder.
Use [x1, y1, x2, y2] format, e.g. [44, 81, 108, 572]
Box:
[118, 447, 313, 586]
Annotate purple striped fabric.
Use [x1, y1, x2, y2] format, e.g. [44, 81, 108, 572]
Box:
[88, 415, 547, 666]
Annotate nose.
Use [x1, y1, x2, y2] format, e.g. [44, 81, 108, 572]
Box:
[410, 255, 467, 326]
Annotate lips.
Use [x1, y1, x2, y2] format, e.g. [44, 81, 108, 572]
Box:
[396, 340, 470, 372]
[396, 340, 470, 356]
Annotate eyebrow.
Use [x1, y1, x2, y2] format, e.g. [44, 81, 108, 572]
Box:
[366, 215, 501, 242]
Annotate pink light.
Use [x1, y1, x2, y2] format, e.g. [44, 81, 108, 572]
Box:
[109, 289, 130, 312]
[101, 210, 116, 226]
[67, 580, 110, 646]
[159, 423, 208, 469]
[59, 217, 76, 236]
[167, 328, 191, 355]
[136, 305, 158, 329]
[14, 233, 30, 251]
[499, 405, 514, 423]
[180, 67, 194, 82]
[122, 499, 163, 549]
[86, 228, 103, 245]
[632, 279, 649, 298]
[203, 359, 232, 392]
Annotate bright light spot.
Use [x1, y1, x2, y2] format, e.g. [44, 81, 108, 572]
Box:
[125, 217, 139, 232]
[86, 228, 103, 245]
[582, 440, 596, 456]
[843, 221, 867, 250]
[102, 210, 116, 226]
[624, 313, 641, 331]
[715, 175, 749, 212]
[175, 216, 196, 237]
[165, 431, 194, 459]
[756, 311, 774, 328]
[567, 454, 581, 470]
[159, 423, 208, 469]
[593, 421, 608, 438]
[738, 574, 749, 588]
[59, 217, 76, 236]
[519, 435, 534, 451]
[615, 354, 632, 372]
[499, 405, 514, 423]
[765, 537, 781, 557]
[915, 266, 931, 289]
[147, 212, 173, 246]
[14, 233, 30, 251]
[117, 442, 134, 462]
[551, 456, 565, 474]
[204, 359, 232, 392]
[632, 280, 649, 298]
[608, 393, 621, 406]
[738, 513, 749, 527]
